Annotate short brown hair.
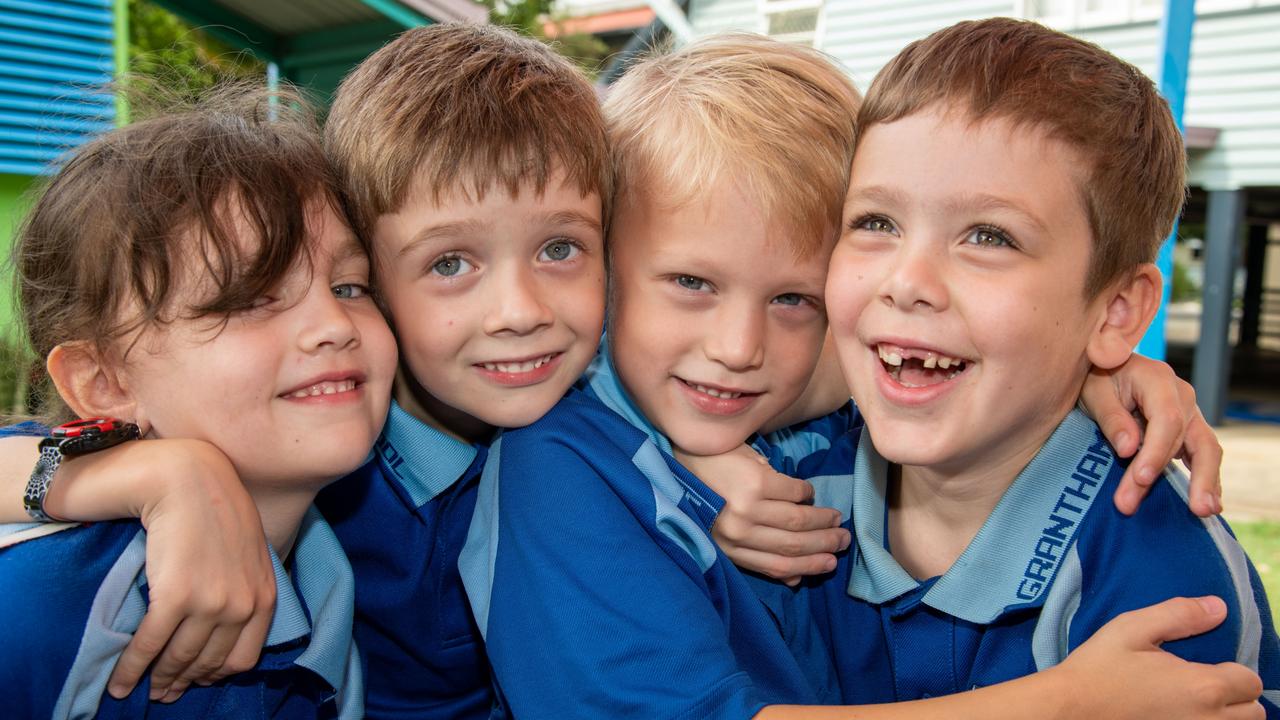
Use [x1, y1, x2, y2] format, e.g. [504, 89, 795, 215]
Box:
[604, 33, 860, 257]
[326, 23, 611, 243]
[860, 17, 1185, 296]
[14, 82, 339, 420]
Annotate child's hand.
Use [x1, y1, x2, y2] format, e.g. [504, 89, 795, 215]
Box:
[1054, 596, 1263, 719]
[676, 445, 850, 585]
[1079, 355, 1223, 517]
[86, 441, 276, 702]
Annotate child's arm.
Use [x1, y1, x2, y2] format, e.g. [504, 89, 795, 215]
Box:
[1080, 356, 1223, 517]
[0, 435, 275, 701]
[676, 445, 849, 585]
[757, 596, 1264, 720]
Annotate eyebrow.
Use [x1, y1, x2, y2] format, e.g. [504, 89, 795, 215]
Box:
[543, 209, 603, 236]
[396, 218, 489, 260]
[846, 185, 1053, 236]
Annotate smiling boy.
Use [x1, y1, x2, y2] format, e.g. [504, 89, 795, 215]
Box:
[813, 18, 1280, 710]
[457, 32, 1260, 720]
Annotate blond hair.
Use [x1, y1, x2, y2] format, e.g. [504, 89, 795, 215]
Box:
[604, 33, 860, 256]
[326, 23, 611, 243]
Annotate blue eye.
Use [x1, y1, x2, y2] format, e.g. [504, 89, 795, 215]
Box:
[965, 226, 1016, 249]
[675, 275, 709, 292]
[431, 255, 475, 277]
[539, 239, 579, 262]
[773, 293, 807, 306]
[333, 283, 370, 299]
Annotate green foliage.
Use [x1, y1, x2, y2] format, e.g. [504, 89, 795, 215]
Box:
[127, 0, 265, 99]
[1233, 520, 1280, 625]
[1172, 258, 1200, 302]
[481, 0, 612, 77]
[0, 340, 33, 417]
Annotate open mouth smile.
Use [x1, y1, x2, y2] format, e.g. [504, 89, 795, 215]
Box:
[876, 342, 971, 388]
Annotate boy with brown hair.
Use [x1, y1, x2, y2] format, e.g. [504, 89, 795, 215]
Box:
[811, 17, 1279, 710]
[0, 23, 611, 718]
[458, 31, 1263, 720]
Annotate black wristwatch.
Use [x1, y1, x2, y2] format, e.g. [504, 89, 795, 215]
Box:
[23, 417, 141, 522]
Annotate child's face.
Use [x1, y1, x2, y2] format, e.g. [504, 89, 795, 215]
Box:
[827, 110, 1105, 473]
[609, 182, 831, 457]
[372, 170, 605, 436]
[124, 203, 398, 488]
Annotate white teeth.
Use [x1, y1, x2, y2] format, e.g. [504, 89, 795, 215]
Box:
[937, 357, 951, 369]
[290, 380, 355, 398]
[923, 355, 938, 369]
[693, 383, 742, 399]
[483, 354, 556, 374]
[877, 345, 905, 366]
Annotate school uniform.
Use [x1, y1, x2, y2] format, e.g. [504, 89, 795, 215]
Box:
[316, 400, 492, 720]
[0, 495, 362, 719]
[799, 409, 1280, 715]
[459, 346, 839, 720]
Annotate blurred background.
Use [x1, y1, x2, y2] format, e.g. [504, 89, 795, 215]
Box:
[0, 0, 1274, 613]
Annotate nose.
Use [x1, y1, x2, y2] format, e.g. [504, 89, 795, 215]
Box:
[704, 299, 765, 372]
[482, 262, 554, 336]
[298, 286, 362, 353]
[880, 240, 948, 313]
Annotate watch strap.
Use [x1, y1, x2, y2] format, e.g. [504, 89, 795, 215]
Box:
[24, 439, 64, 522]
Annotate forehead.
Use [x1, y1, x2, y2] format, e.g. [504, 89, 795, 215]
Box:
[612, 183, 831, 285]
[372, 166, 603, 250]
[848, 110, 1089, 223]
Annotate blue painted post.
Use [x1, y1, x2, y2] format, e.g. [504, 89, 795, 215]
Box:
[1138, 0, 1196, 360]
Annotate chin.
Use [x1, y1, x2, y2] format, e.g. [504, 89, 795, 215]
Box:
[667, 426, 752, 458]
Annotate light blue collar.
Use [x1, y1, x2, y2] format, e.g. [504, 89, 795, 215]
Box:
[379, 400, 479, 507]
[584, 338, 675, 456]
[263, 507, 356, 692]
[847, 410, 1118, 624]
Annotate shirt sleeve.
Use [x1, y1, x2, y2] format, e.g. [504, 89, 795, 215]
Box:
[464, 413, 765, 720]
[1068, 477, 1280, 712]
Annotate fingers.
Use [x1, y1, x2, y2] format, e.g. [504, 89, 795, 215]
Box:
[724, 545, 839, 584]
[166, 624, 241, 695]
[740, 522, 850, 559]
[145, 616, 218, 701]
[108, 604, 182, 698]
[1105, 596, 1228, 649]
[759, 472, 817, 506]
[218, 607, 272, 681]
[1181, 406, 1225, 517]
[1211, 663, 1266, 710]
[1094, 401, 1142, 461]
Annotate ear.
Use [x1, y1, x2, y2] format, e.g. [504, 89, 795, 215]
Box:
[45, 342, 141, 424]
[1086, 263, 1163, 371]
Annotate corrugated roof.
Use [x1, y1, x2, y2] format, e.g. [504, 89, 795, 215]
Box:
[217, 0, 384, 34]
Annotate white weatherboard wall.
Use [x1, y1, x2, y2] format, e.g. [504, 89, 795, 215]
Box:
[683, 0, 1280, 190]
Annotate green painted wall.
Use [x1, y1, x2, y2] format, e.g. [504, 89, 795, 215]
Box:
[0, 173, 34, 344]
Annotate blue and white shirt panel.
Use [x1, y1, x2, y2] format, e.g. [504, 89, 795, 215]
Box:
[459, 349, 838, 720]
[807, 410, 1280, 713]
[0, 503, 362, 719]
[315, 400, 492, 720]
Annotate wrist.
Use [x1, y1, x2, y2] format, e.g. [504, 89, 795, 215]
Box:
[134, 440, 241, 527]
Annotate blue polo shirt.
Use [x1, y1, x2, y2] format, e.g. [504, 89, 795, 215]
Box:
[315, 400, 492, 720]
[802, 410, 1280, 713]
[0, 506, 362, 719]
[459, 349, 839, 720]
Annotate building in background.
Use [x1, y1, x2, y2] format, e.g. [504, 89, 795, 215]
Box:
[584, 0, 1279, 422]
[0, 0, 484, 411]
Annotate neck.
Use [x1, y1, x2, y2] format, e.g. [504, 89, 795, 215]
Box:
[887, 414, 1066, 580]
[244, 484, 318, 561]
[394, 368, 491, 444]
